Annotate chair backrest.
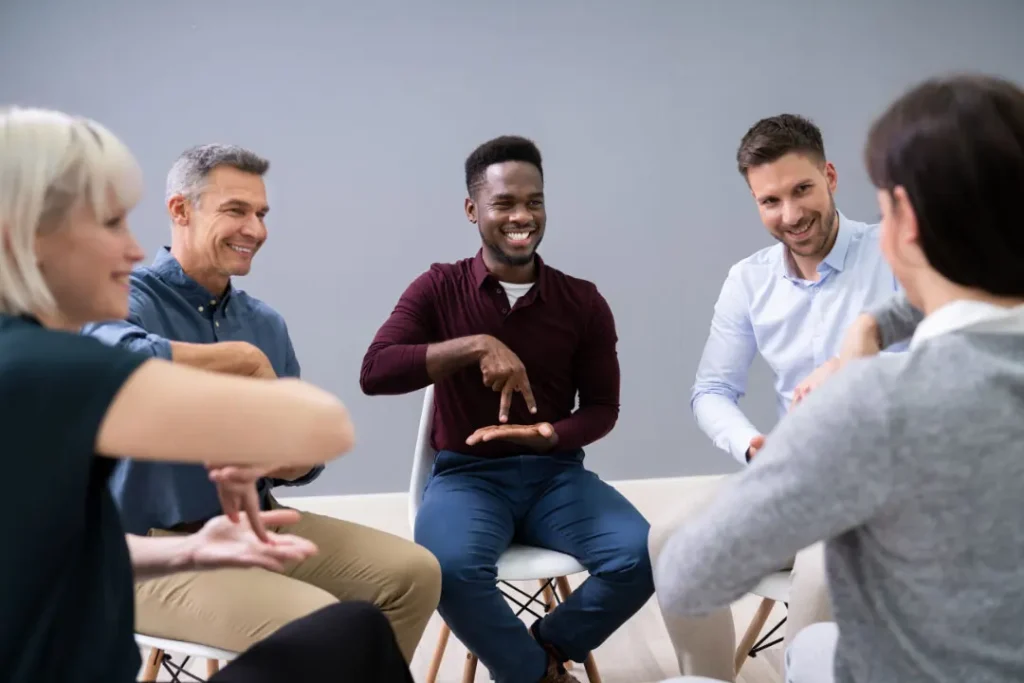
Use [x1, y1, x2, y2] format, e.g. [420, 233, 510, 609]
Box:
[408, 385, 436, 532]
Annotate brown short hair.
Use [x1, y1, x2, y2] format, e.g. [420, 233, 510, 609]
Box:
[736, 114, 826, 177]
[865, 73, 1024, 296]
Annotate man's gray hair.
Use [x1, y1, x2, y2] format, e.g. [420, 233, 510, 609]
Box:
[165, 143, 269, 203]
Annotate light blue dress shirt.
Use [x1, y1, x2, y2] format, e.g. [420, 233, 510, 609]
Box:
[691, 212, 905, 463]
[83, 247, 323, 534]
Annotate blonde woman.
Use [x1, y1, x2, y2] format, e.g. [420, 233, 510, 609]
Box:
[0, 107, 413, 682]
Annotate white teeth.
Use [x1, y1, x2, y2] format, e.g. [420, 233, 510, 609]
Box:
[505, 232, 530, 241]
[230, 245, 253, 254]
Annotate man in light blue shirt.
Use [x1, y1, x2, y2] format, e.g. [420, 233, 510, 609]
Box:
[649, 115, 902, 681]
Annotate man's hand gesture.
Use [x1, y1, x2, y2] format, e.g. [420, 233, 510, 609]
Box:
[466, 422, 558, 452]
[477, 336, 538, 422]
[207, 464, 274, 543]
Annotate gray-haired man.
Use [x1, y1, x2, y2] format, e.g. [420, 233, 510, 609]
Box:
[84, 144, 441, 662]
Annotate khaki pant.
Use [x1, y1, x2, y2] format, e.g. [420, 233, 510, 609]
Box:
[136, 501, 442, 663]
[649, 478, 832, 681]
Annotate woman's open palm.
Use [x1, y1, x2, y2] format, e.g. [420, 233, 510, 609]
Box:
[191, 509, 318, 573]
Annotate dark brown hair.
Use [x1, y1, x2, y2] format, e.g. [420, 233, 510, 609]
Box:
[736, 114, 826, 177]
[865, 73, 1024, 296]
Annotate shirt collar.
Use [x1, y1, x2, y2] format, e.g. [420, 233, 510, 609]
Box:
[911, 300, 1024, 350]
[151, 247, 232, 311]
[471, 248, 546, 300]
[778, 210, 854, 280]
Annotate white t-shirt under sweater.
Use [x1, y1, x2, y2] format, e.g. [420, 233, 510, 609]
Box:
[499, 281, 534, 309]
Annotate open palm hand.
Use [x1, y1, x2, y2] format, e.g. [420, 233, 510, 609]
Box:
[189, 509, 318, 573]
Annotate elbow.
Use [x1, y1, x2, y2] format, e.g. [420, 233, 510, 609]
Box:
[599, 406, 619, 438]
[359, 350, 386, 396]
[359, 364, 382, 396]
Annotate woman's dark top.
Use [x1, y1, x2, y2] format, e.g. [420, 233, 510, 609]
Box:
[0, 313, 148, 683]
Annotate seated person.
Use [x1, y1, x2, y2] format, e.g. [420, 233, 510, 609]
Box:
[655, 73, 1024, 683]
[650, 113, 905, 681]
[83, 143, 440, 662]
[0, 107, 413, 683]
[361, 136, 654, 683]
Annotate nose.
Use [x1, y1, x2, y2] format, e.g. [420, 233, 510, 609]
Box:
[510, 204, 533, 226]
[241, 215, 268, 241]
[781, 200, 804, 227]
[126, 232, 145, 264]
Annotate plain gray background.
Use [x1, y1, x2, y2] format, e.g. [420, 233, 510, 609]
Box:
[3, 0, 1023, 495]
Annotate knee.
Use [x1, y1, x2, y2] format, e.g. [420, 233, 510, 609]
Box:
[389, 543, 443, 608]
[601, 524, 655, 595]
[419, 539, 494, 595]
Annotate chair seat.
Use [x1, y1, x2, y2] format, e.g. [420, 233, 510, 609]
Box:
[495, 544, 586, 582]
[135, 634, 237, 661]
[749, 570, 791, 603]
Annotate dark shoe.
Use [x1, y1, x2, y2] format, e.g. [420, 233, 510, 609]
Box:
[539, 656, 581, 683]
[530, 619, 580, 683]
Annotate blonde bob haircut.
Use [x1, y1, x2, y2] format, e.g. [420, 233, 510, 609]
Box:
[0, 106, 143, 316]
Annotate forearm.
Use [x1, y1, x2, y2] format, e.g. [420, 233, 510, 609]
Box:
[126, 533, 194, 581]
[551, 405, 617, 451]
[360, 335, 487, 395]
[426, 335, 489, 381]
[656, 459, 843, 616]
[691, 392, 761, 464]
[170, 341, 262, 376]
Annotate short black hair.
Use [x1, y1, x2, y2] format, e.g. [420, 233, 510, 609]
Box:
[865, 73, 1024, 296]
[736, 114, 826, 177]
[465, 135, 543, 196]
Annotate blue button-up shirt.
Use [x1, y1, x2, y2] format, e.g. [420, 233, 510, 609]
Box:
[83, 247, 322, 535]
[691, 212, 906, 464]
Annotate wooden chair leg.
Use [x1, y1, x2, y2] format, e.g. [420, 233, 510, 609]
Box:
[554, 576, 602, 682]
[139, 648, 163, 681]
[538, 578, 557, 612]
[207, 659, 221, 676]
[427, 622, 451, 683]
[462, 651, 479, 683]
[735, 597, 776, 675]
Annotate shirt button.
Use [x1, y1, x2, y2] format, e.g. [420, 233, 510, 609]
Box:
[215, 322, 220, 327]
[501, 307, 509, 314]
[197, 306, 204, 312]
[210, 299, 217, 305]
[496, 288, 502, 294]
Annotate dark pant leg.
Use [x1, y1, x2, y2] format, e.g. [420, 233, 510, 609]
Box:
[413, 451, 549, 683]
[519, 453, 654, 662]
[210, 601, 413, 683]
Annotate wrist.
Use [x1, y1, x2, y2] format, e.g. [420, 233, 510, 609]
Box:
[468, 334, 493, 361]
[170, 534, 199, 572]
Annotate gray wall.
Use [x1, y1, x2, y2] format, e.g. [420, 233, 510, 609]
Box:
[3, 0, 1023, 495]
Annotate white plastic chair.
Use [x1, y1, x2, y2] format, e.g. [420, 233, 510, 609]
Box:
[734, 571, 791, 675]
[135, 634, 236, 682]
[410, 385, 602, 683]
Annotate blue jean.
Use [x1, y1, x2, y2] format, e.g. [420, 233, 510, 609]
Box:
[414, 450, 653, 683]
